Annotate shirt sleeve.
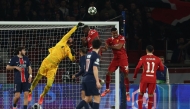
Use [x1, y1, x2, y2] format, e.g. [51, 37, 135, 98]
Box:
[57, 26, 77, 45]
[133, 57, 143, 78]
[93, 56, 100, 67]
[119, 36, 125, 44]
[68, 48, 76, 62]
[106, 38, 111, 45]
[8, 57, 15, 66]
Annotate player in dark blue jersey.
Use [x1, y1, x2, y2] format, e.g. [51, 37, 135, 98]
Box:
[76, 39, 102, 109]
[6, 47, 32, 109]
[72, 47, 93, 108]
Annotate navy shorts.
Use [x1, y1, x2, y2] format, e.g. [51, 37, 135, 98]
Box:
[14, 82, 30, 93]
[82, 82, 100, 96]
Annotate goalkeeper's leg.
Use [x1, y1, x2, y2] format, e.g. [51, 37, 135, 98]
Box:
[38, 78, 54, 104]
[28, 73, 43, 101]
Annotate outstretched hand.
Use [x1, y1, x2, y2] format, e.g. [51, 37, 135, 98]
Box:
[77, 22, 84, 27]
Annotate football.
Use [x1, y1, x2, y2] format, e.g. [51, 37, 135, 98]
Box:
[88, 6, 97, 15]
[32, 103, 43, 109]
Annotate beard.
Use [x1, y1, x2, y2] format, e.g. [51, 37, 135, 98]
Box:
[21, 52, 25, 56]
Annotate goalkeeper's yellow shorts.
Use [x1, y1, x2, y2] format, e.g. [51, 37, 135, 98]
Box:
[38, 59, 58, 80]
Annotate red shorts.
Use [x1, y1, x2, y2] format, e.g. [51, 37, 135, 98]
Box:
[108, 58, 128, 73]
[139, 82, 156, 94]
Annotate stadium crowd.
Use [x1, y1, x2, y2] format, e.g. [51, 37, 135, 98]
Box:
[0, 0, 190, 63]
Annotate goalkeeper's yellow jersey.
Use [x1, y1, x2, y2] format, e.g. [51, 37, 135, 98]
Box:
[45, 26, 77, 65]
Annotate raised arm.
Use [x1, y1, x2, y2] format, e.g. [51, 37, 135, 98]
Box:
[58, 23, 84, 44]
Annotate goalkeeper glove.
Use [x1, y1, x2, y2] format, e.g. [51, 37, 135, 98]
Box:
[71, 48, 76, 56]
[77, 22, 84, 27]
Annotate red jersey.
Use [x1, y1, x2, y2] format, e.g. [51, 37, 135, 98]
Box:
[106, 35, 127, 59]
[133, 54, 164, 83]
[86, 29, 99, 51]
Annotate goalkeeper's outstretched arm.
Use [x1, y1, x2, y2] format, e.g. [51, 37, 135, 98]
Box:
[58, 22, 84, 44]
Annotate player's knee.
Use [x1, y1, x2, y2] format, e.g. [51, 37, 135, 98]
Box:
[14, 93, 21, 99]
[24, 92, 29, 99]
[148, 94, 154, 97]
[81, 91, 85, 100]
[46, 84, 52, 88]
[139, 92, 144, 95]
[93, 95, 101, 103]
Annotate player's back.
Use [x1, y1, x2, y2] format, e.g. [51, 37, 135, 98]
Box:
[79, 55, 86, 76]
[83, 51, 100, 82]
[140, 54, 164, 83]
[87, 29, 99, 51]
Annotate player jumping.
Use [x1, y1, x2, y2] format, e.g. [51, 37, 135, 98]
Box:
[81, 25, 105, 84]
[28, 22, 84, 105]
[6, 47, 32, 109]
[76, 39, 102, 109]
[133, 45, 164, 109]
[101, 27, 130, 101]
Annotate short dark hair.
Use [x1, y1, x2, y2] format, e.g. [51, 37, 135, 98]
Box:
[79, 47, 87, 54]
[82, 25, 89, 30]
[146, 45, 154, 53]
[15, 46, 25, 55]
[111, 27, 117, 32]
[92, 39, 102, 49]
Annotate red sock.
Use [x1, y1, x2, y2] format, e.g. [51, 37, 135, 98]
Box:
[148, 96, 154, 109]
[138, 94, 143, 109]
[106, 75, 111, 89]
[124, 77, 129, 93]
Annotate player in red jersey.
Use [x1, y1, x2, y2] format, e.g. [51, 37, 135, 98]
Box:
[81, 25, 99, 52]
[133, 45, 164, 109]
[101, 27, 130, 101]
[81, 25, 105, 84]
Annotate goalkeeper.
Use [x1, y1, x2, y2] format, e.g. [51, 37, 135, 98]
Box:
[28, 22, 84, 105]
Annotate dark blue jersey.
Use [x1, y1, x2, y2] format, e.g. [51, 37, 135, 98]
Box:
[8, 56, 31, 83]
[75, 55, 86, 77]
[83, 51, 100, 82]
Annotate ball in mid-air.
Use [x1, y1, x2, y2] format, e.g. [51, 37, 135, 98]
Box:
[88, 7, 97, 15]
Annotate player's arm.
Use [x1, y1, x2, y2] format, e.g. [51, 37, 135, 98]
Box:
[110, 37, 125, 50]
[58, 22, 84, 44]
[6, 58, 20, 71]
[81, 37, 87, 46]
[133, 58, 143, 79]
[158, 60, 164, 72]
[27, 58, 32, 76]
[68, 48, 76, 62]
[93, 57, 100, 83]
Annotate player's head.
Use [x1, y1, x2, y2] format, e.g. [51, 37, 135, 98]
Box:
[146, 45, 154, 53]
[79, 47, 87, 56]
[111, 27, 119, 38]
[15, 46, 26, 56]
[82, 25, 90, 35]
[159, 56, 164, 64]
[92, 39, 102, 49]
[67, 38, 73, 46]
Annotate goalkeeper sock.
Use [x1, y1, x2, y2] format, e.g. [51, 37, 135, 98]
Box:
[23, 105, 27, 109]
[138, 94, 143, 109]
[106, 75, 111, 89]
[148, 96, 154, 109]
[41, 79, 53, 97]
[30, 73, 43, 92]
[76, 100, 89, 109]
[89, 102, 93, 108]
[93, 102, 99, 109]
[124, 77, 129, 93]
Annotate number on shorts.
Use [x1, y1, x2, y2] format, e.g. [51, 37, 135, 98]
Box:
[85, 59, 90, 72]
[146, 62, 155, 73]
